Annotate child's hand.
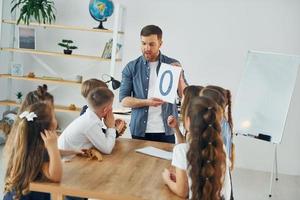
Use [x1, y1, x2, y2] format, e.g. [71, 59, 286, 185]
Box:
[40, 130, 58, 150]
[167, 115, 179, 129]
[168, 166, 177, 182]
[115, 119, 127, 136]
[162, 168, 172, 184]
[104, 110, 115, 129]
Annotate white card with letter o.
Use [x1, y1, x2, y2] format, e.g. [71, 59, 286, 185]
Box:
[154, 63, 182, 103]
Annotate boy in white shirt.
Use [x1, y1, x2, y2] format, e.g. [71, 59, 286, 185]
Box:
[58, 87, 116, 156]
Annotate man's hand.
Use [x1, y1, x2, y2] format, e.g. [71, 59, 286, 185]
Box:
[171, 62, 187, 98]
[147, 97, 164, 107]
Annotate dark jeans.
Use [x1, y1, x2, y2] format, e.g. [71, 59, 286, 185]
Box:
[3, 191, 50, 200]
[3, 191, 86, 200]
[132, 133, 175, 143]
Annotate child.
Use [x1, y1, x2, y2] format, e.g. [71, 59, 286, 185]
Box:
[162, 96, 231, 200]
[167, 85, 203, 143]
[200, 86, 234, 170]
[80, 78, 127, 136]
[4, 102, 62, 200]
[80, 78, 108, 115]
[58, 87, 116, 157]
[4, 85, 54, 155]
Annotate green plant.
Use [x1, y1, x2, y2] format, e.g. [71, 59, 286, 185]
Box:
[58, 39, 78, 51]
[16, 91, 23, 99]
[11, 0, 56, 25]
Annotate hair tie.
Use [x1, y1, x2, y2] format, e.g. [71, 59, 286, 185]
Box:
[19, 111, 37, 121]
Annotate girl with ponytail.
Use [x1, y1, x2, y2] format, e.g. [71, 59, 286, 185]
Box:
[4, 102, 62, 200]
[162, 96, 231, 200]
[4, 85, 54, 157]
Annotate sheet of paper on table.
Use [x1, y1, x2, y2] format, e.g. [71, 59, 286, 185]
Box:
[135, 146, 173, 160]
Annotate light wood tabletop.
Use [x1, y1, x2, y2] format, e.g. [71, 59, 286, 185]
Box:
[30, 138, 185, 200]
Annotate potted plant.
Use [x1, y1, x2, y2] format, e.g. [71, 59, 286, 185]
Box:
[11, 0, 56, 25]
[16, 91, 23, 104]
[58, 39, 78, 55]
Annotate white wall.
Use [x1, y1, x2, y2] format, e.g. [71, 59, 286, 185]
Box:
[1, 0, 300, 175]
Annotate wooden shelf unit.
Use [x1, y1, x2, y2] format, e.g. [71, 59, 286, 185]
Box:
[0, 48, 122, 62]
[2, 19, 125, 34]
[0, 74, 82, 86]
[0, 100, 81, 113]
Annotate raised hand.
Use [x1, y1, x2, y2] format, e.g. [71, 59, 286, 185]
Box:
[167, 115, 179, 129]
[40, 130, 58, 150]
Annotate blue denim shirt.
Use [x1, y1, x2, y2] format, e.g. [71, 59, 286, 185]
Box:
[119, 53, 187, 137]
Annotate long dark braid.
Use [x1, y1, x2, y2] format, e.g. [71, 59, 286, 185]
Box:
[187, 97, 226, 200]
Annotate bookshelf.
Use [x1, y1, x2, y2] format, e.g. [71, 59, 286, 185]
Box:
[2, 19, 125, 34]
[0, 100, 81, 113]
[0, 74, 82, 86]
[0, 1, 126, 120]
[0, 48, 122, 62]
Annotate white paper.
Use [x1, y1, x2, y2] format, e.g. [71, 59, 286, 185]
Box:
[153, 63, 182, 103]
[135, 146, 173, 160]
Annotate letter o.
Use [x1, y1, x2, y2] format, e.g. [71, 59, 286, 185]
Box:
[159, 70, 173, 96]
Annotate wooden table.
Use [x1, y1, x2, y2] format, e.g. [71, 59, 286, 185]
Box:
[30, 139, 184, 200]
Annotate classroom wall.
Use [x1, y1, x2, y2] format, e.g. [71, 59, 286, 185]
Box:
[1, 0, 300, 175]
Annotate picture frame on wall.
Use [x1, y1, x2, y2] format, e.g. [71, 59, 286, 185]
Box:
[18, 27, 36, 49]
[11, 63, 24, 76]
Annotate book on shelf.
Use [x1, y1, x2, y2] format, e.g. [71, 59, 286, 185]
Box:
[101, 39, 122, 59]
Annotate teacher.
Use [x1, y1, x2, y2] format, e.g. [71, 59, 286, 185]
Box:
[119, 25, 187, 143]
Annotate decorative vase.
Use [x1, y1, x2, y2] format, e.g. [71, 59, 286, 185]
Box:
[64, 50, 72, 55]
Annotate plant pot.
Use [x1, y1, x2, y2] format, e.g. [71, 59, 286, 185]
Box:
[64, 50, 72, 55]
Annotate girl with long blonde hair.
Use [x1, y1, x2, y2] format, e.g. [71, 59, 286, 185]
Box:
[4, 102, 62, 200]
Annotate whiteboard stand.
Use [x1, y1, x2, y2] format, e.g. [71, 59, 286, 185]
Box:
[268, 143, 279, 197]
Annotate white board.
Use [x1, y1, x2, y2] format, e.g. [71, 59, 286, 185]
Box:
[233, 51, 299, 143]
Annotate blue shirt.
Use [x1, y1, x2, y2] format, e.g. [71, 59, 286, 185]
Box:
[119, 53, 187, 137]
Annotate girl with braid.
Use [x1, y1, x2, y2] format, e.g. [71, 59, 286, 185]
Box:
[201, 86, 235, 170]
[162, 96, 231, 200]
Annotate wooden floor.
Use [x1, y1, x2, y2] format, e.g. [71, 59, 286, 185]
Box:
[1, 144, 300, 200]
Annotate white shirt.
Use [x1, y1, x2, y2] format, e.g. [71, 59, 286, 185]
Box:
[58, 108, 116, 155]
[172, 143, 231, 200]
[145, 61, 165, 133]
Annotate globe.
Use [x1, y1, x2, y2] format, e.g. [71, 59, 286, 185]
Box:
[89, 0, 114, 29]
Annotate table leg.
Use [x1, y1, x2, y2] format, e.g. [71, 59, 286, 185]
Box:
[51, 193, 64, 200]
